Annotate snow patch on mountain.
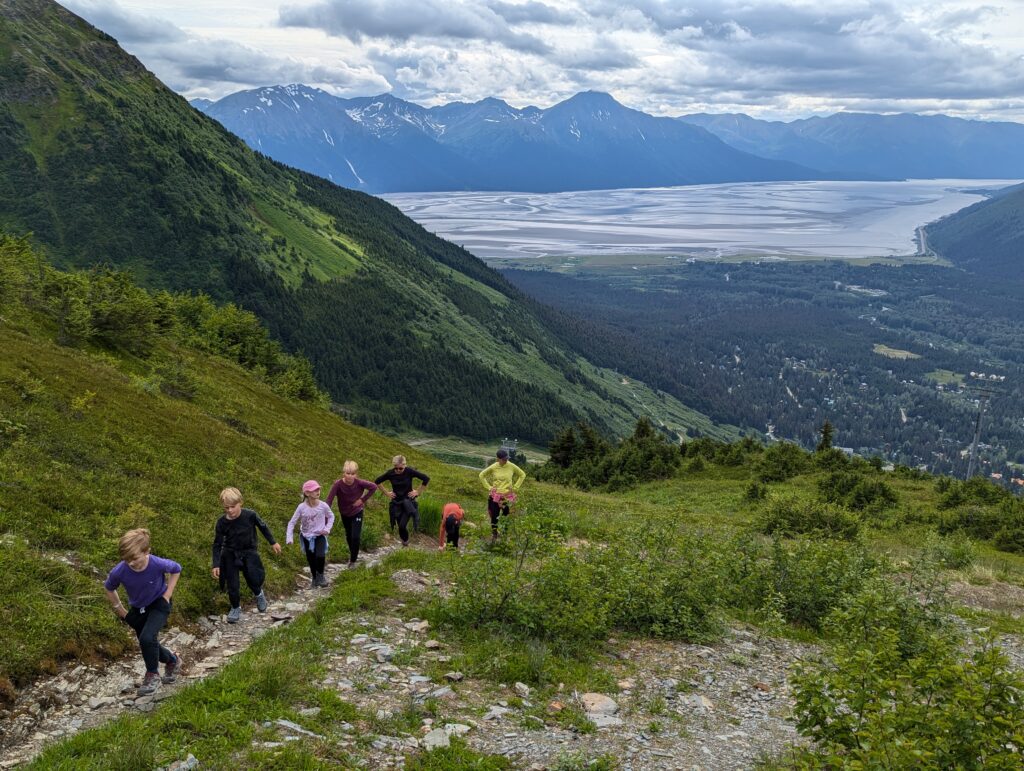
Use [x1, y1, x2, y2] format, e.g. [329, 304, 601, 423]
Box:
[345, 158, 365, 185]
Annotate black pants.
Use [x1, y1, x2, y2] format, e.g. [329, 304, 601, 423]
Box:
[487, 498, 510, 534]
[301, 534, 327, 577]
[393, 499, 418, 543]
[124, 597, 174, 673]
[341, 515, 363, 562]
[219, 549, 265, 607]
[444, 514, 461, 548]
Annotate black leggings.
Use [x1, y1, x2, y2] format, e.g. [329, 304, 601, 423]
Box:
[301, 535, 327, 577]
[124, 598, 174, 673]
[444, 514, 461, 547]
[341, 515, 363, 562]
[221, 552, 264, 607]
[395, 500, 418, 543]
[487, 498, 510, 534]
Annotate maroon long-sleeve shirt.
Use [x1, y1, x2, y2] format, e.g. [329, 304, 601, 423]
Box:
[326, 478, 377, 517]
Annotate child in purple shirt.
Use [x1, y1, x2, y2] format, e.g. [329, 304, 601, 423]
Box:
[286, 480, 335, 588]
[103, 528, 182, 695]
[326, 460, 377, 568]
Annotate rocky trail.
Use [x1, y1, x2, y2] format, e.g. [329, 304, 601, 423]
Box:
[0, 544, 403, 768]
[4, 545, 1024, 769]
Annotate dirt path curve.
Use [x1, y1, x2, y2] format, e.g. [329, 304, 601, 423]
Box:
[0, 544, 402, 768]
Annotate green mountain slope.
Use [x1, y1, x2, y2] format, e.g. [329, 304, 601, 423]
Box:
[0, 0, 728, 444]
[0, 231, 467, 689]
[925, 182, 1024, 279]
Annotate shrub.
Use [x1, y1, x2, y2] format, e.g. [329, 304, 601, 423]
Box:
[994, 525, 1024, 554]
[744, 480, 768, 502]
[938, 476, 1010, 509]
[438, 514, 724, 645]
[153, 358, 199, 400]
[817, 471, 898, 512]
[756, 496, 862, 540]
[728, 537, 879, 630]
[788, 582, 1024, 769]
[937, 504, 1004, 540]
[937, 499, 1024, 554]
[756, 442, 810, 482]
[812, 447, 850, 471]
[924, 532, 977, 570]
[595, 531, 726, 643]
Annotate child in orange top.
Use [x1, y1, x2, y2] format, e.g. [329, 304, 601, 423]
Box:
[438, 502, 465, 551]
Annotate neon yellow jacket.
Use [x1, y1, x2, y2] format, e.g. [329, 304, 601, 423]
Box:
[479, 461, 526, 493]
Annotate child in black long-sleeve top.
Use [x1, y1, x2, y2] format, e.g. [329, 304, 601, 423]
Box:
[212, 487, 281, 624]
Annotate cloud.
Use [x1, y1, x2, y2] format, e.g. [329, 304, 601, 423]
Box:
[64, 0, 389, 98]
[488, 1, 578, 26]
[279, 0, 552, 54]
[585, 1, 1024, 105]
[62, 0, 1024, 120]
[64, 0, 185, 43]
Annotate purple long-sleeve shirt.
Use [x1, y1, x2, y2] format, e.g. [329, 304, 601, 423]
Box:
[286, 501, 335, 543]
[326, 478, 377, 517]
[104, 555, 182, 609]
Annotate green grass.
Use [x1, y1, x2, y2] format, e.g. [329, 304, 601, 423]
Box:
[252, 197, 362, 285]
[926, 368, 965, 386]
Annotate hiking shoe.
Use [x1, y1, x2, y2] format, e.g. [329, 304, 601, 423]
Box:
[138, 671, 160, 696]
[227, 606, 241, 624]
[347, 561, 357, 570]
[256, 591, 268, 613]
[162, 652, 180, 684]
[319, 573, 331, 587]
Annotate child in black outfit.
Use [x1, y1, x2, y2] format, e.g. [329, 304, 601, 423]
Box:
[212, 487, 281, 624]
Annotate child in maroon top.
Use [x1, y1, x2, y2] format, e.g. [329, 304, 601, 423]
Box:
[104, 528, 182, 695]
[326, 460, 377, 567]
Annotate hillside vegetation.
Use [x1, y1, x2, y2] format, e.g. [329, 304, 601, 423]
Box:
[926, 183, 1024, 279]
[5, 226, 1024, 767]
[0, 0, 723, 445]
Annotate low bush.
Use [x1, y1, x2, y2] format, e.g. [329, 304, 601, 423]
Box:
[756, 442, 810, 482]
[787, 578, 1024, 769]
[938, 476, 1010, 509]
[725, 536, 880, 630]
[756, 496, 862, 540]
[923, 532, 977, 570]
[438, 513, 725, 645]
[817, 471, 898, 512]
[937, 499, 1024, 554]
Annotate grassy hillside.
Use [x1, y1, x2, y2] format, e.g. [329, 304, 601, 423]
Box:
[5, 229, 1024, 766]
[0, 0, 728, 445]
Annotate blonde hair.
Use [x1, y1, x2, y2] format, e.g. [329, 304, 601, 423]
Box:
[392, 455, 406, 466]
[219, 487, 243, 506]
[119, 528, 151, 561]
[343, 460, 358, 474]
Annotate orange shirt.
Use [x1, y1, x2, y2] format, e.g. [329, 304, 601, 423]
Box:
[439, 503, 465, 546]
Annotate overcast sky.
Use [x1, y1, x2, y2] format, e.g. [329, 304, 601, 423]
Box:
[63, 0, 1024, 121]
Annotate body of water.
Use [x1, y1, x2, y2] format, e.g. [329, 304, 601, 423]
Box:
[383, 179, 1019, 261]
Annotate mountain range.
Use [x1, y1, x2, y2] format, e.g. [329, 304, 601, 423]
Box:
[0, 0, 726, 445]
[679, 112, 1024, 180]
[194, 86, 1024, 194]
[192, 85, 825, 193]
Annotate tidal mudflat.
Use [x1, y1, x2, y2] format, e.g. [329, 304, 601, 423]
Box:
[384, 179, 1018, 263]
